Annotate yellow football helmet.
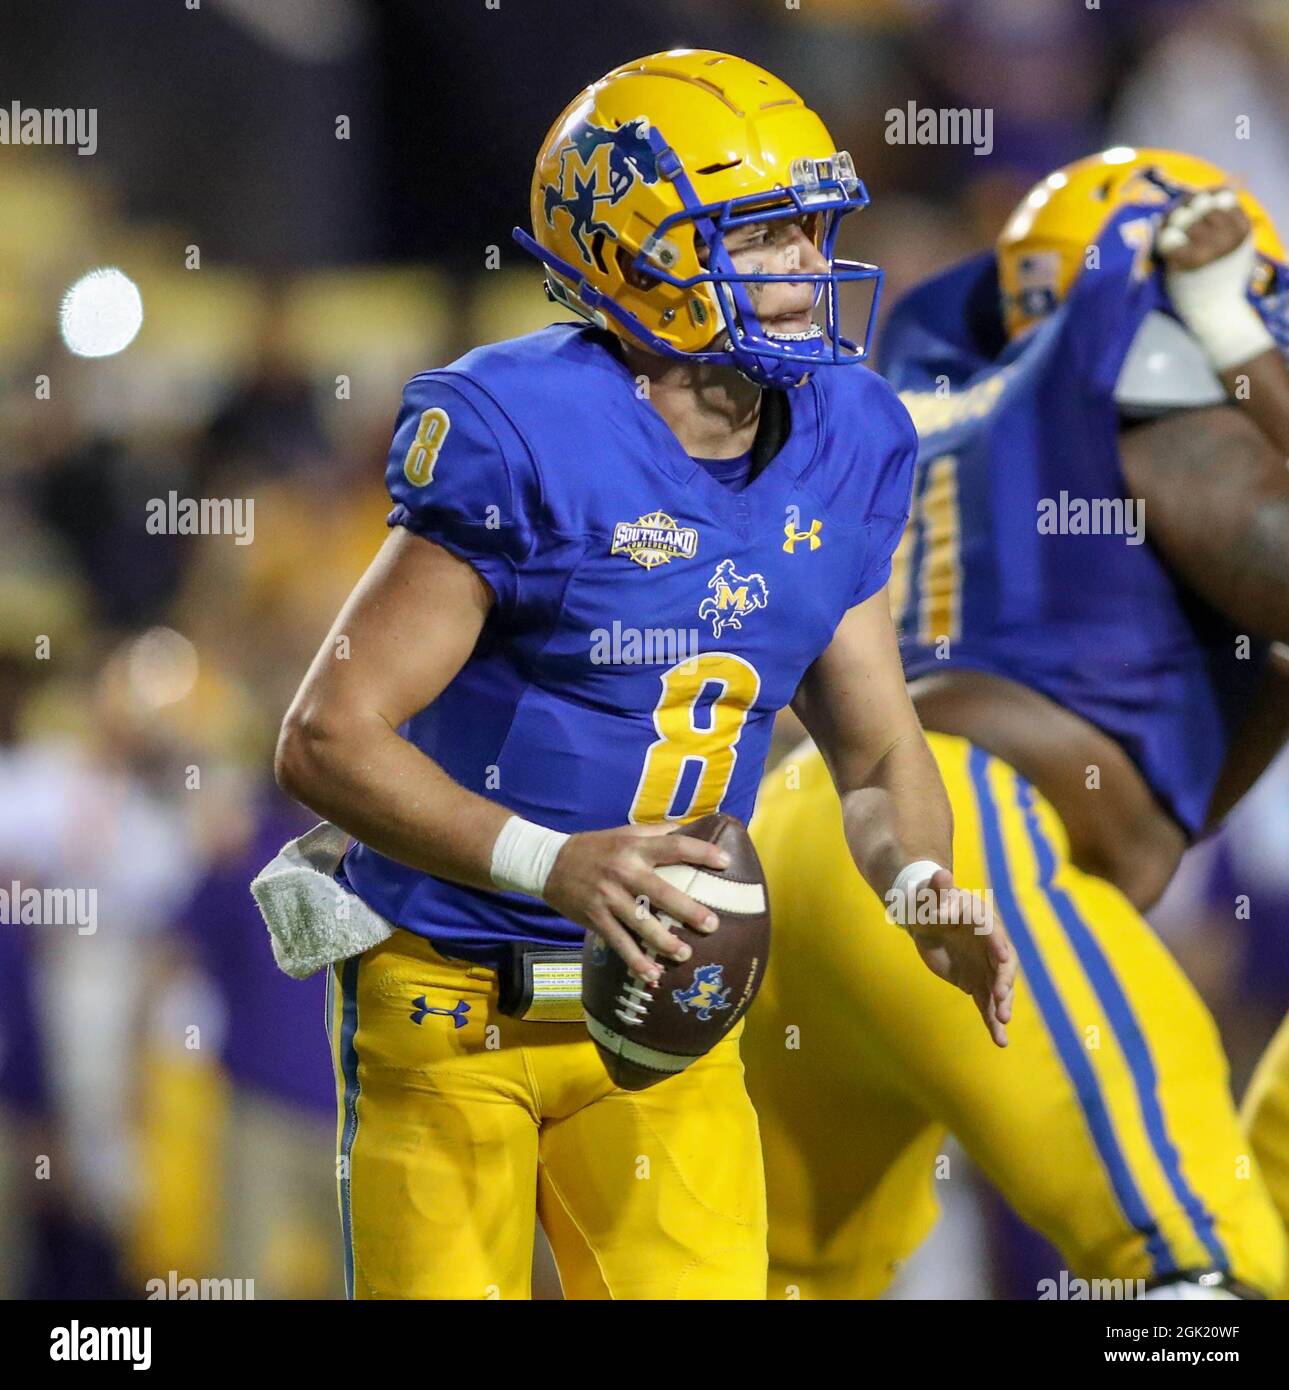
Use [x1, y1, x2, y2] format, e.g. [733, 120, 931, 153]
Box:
[997, 146, 1289, 341]
[512, 48, 882, 388]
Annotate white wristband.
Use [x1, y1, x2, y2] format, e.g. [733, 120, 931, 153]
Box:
[490, 815, 570, 898]
[1164, 236, 1274, 372]
[884, 859, 947, 929]
[1173, 293, 1273, 373]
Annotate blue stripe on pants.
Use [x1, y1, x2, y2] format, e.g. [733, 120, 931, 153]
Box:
[1014, 776, 1228, 1273]
[968, 745, 1174, 1277]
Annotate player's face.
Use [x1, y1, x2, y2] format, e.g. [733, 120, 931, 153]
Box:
[720, 212, 828, 336]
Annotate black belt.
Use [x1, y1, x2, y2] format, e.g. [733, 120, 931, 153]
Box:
[495, 944, 584, 1023]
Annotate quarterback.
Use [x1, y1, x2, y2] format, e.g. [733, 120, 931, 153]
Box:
[743, 149, 1289, 1299]
[273, 50, 1012, 1299]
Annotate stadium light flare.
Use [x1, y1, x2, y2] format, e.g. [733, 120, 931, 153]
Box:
[59, 267, 144, 358]
[126, 627, 199, 709]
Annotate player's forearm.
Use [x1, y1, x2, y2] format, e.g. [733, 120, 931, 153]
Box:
[834, 731, 954, 899]
[274, 705, 511, 892]
[1223, 347, 1289, 459]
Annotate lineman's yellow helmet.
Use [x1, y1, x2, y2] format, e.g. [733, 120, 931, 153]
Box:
[512, 49, 882, 388]
[997, 147, 1289, 341]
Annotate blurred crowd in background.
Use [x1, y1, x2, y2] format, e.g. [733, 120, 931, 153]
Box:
[2, 0, 1288, 1300]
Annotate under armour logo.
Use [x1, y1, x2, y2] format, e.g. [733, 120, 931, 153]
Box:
[409, 995, 471, 1029]
[783, 519, 823, 553]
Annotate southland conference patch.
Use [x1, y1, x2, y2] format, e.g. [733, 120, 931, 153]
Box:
[610, 511, 700, 569]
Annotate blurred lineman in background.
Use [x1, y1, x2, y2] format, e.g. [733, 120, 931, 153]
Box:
[745, 149, 1289, 1299]
[272, 49, 1012, 1299]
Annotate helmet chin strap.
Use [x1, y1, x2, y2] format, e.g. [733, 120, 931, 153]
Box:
[731, 324, 823, 389]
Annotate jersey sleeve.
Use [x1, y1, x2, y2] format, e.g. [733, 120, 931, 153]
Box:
[385, 374, 538, 613]
[850, 408, 917, 608]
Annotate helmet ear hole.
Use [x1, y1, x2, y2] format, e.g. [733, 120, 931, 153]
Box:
[617, 246, 659, 291]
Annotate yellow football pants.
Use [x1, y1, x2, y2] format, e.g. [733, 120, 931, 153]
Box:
[1244, 1012, 1289, 1297]
[325, 930, 767, 1299]
[743, 733, 1287, 1299]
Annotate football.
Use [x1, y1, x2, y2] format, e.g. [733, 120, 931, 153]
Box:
[582, 812, 772, 1091]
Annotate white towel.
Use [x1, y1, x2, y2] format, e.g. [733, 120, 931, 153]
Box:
[250, 822, 396, 979]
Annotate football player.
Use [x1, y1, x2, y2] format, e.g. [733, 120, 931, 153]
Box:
[273, 50, 1013, 1299]
[742, 149, 1289, 1299]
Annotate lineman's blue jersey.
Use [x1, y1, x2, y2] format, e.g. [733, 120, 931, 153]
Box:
[340, 324, 915, 966]
[880, 205, 1268, 839]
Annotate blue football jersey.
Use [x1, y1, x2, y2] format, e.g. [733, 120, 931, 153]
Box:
[340, 324, 915, 965]
[880, 205, 1268, 839]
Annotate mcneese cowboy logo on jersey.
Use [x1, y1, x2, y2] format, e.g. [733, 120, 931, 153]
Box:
[611, 511, 699, 569]
[543, 116, 659, 262]
[699, 559, 769, 638]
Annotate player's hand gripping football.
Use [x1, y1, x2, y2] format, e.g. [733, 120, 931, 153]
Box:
[906, 868, 1015, 1048]
[543, 825, 728, 982]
